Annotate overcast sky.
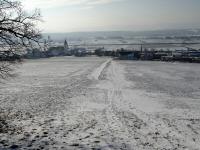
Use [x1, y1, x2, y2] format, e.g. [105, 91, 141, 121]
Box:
[21, 0, 200, 33]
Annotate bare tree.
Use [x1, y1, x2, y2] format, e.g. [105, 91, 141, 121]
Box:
[0, 0, 42, 79]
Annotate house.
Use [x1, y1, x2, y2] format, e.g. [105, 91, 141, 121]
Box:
[188, 50, 200, 57]
[46, 46, 65, 57]
[140, 49, 154, 60]
[64, 40, 72, 56]
[72, 48, 87, 57]
[94, 47, 105, 56]
[118, 49, 140, 60]
[154, 51, 170, 60]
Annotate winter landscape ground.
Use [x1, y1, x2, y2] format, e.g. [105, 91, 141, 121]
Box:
[0, 56, 200, 150]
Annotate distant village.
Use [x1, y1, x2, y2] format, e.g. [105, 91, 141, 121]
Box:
[1, 36, 200, 63]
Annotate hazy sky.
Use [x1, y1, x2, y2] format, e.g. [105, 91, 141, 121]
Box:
[21, 0, 200, 33]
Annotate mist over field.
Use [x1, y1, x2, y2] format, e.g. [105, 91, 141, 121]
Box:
[42, 29, 200, 51]
[43, 29, 200, 42]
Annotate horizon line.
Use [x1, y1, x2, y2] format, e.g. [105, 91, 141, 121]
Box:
[41, 28, 200, 34]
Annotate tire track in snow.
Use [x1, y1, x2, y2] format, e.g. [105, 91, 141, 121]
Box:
[99, 61, 137, 149]
[89, 59, 112, 80]
[95, 60, 194, 150]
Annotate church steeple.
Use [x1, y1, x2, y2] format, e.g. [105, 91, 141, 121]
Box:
[140, 44, 143, 52]
[64, 39, 69, 50]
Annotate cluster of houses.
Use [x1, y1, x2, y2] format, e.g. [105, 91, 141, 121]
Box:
[102, 47, 200, 63]
[15, 44, 200, 63]
[1, 37, 200, 63]
[23, 39, 92, 58]
[24, 40, 71, 59]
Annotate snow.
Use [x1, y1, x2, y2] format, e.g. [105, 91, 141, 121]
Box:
[89, 58, 111, 80]
[0, 57, 200, 149]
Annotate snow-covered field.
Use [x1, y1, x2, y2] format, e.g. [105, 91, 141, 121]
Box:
[0, 56, 200, 150]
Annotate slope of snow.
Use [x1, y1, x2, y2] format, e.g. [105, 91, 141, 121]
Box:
[0, 57, 200, 149]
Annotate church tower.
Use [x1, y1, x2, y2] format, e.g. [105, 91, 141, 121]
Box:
[64, 39, 69, 50]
